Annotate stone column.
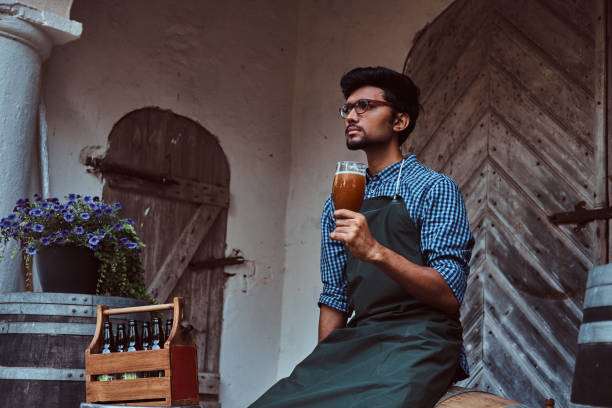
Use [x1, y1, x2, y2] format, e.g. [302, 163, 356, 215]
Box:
[0, 2, 81, 291]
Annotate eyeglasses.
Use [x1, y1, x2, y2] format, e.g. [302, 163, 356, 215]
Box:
[339, 99, 393, 118]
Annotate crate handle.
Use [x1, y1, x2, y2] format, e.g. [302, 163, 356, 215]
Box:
[103, 302, 175, 316]
[86, 297, 187, 355]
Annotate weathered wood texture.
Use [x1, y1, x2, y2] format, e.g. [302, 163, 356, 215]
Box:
[404, 1, 607, 406]
[101, 107, 230, 404]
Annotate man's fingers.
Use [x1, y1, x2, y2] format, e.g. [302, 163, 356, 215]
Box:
[334, 218, 358, 227]
[333, 209, 359, 219]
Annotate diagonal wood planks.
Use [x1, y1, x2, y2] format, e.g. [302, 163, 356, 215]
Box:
[404, 0, 605, 406]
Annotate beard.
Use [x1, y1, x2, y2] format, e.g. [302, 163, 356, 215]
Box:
[345, 125, 369, 150]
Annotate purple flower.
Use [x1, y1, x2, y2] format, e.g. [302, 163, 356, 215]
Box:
[125, 218, 135, 226]
[33, 224, 44, 232]
[114, 223, 122, 231]
[113, 202, 122, 209]
[7, 214, 16, 220]
[93, 196, 100, 202]
[55, 237, 64, 244]
[90, 245, 98, 252]
[52, 204, 61, 211]
[40, 202, 49, 209]
[25, 222, 33, 228]
[16, 198, 26, 207]
[49, 232, 57, 239]
[25, 245, 37, 255]
[119, 237, 129, 245]
[88, 203, 98, 210]
[87, 233, 94, 239]
[127, 242, 138, 249]
[88, 236, 100, 246]
[29, 209, 43, 216]
[62, 229, 70, 237]
[83, 195, 92, 202]
[80, 213, 90, 220]
[97, 229, 107, 239]
[73, 226, 84, 234]
[68, 194, 77, 200]
[103, 207, 113, 215]
[40, 237, 51, 246]
[34, 194, 42, 202]
[94, 210, 103, 217]
[64, 213, 75, 222]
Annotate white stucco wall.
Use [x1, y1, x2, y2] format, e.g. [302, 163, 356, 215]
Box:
[276, 0, 454, 379]
[42, 1, 296, 407]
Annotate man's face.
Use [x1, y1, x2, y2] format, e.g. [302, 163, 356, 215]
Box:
[344, 86, 395, 151]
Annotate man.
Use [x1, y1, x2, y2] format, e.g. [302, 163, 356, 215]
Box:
[250, 66, 474, 408]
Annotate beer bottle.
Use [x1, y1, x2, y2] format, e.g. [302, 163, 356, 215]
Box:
[116, 323, 126, 352]
[127, 320, 141, 352]
[166, 318, 173, 341]
[123, 320, 141, 379]
[141, 321, 151, 351]
[151, 318, 163, 350]
[151, 318, 164, 377]
[97, 321, 115, 381]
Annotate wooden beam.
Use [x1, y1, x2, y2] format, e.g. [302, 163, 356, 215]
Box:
[106, 172, 229, 208]
[198, 371, 220, 395]
[147, 205, 222, 302]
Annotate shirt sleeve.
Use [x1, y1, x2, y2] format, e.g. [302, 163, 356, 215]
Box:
[420, 176, 474, 304]
[318, 195, 352, 314]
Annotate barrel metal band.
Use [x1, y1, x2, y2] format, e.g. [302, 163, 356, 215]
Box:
[0, 303, 143, 320]
[0, 321, 96, 335]
[583, 284, 612, 309]
[578, 321, 612, 344]
[0, 365, 86, 381]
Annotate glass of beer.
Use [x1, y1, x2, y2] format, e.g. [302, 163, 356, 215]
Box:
[332, 161, 367, 212]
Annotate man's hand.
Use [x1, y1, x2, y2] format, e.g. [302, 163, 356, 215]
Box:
[329, 209, 382, 262]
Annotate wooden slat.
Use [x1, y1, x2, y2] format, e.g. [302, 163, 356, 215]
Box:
[405, 28, 489, 157]
[489, 19, 594, 145]
[496, 0, 595, 95]
[419, 66, 489, 172]
[404, 0, 489, 102]
[86, 349, 170, 375]
[106, 172, 229, 208]
[86, 377, 170, 404]
[148, 205, 222, 302]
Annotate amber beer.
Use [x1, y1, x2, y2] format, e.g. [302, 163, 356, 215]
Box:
[332, 161, 367, 212]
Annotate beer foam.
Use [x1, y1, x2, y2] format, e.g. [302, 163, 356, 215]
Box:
[335, 171, 365, 175]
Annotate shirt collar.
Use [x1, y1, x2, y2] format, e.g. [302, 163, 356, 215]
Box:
[366, 154, 417, 184]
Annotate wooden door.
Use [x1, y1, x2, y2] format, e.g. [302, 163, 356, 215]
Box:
[98, 107, 229, 406]
[403, 0, 607, 406]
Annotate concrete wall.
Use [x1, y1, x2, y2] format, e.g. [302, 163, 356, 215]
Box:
[277, 0, 454, 379]
[42, 1, 296, 407]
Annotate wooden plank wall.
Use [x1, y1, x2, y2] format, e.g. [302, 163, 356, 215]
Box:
[403, 0, 606, 406]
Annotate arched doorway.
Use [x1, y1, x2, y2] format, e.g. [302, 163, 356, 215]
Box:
[97, 107, 229, 405]
[403, 0, 606, 405]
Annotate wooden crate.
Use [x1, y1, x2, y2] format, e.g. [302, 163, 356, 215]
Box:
[85, 297, 198, 406]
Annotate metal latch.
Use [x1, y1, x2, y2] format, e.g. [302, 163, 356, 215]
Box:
[548, 201, 612, 231]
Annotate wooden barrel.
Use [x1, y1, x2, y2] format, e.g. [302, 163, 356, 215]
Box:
[435, 386, 527, 407]
[571, 264, 612, 407]
[0, 292, 149, 408]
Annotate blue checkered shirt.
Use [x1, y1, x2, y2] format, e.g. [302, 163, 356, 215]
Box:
[319, 154, 474, 376]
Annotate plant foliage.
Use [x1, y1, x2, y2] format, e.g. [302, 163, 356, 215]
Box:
[0, 194, 155, 303]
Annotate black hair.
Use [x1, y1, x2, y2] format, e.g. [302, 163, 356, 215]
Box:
[340, 66, 420, 146]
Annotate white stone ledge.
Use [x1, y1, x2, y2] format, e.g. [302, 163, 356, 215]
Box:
[0, 1, 81, 47]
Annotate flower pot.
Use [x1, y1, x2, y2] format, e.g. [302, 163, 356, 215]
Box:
[34, 246, 100, 294]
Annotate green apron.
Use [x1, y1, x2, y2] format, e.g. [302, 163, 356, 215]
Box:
[250, 196, 464, 408]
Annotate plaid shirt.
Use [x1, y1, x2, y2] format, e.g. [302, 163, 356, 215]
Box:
[319, 154, 474, 375]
